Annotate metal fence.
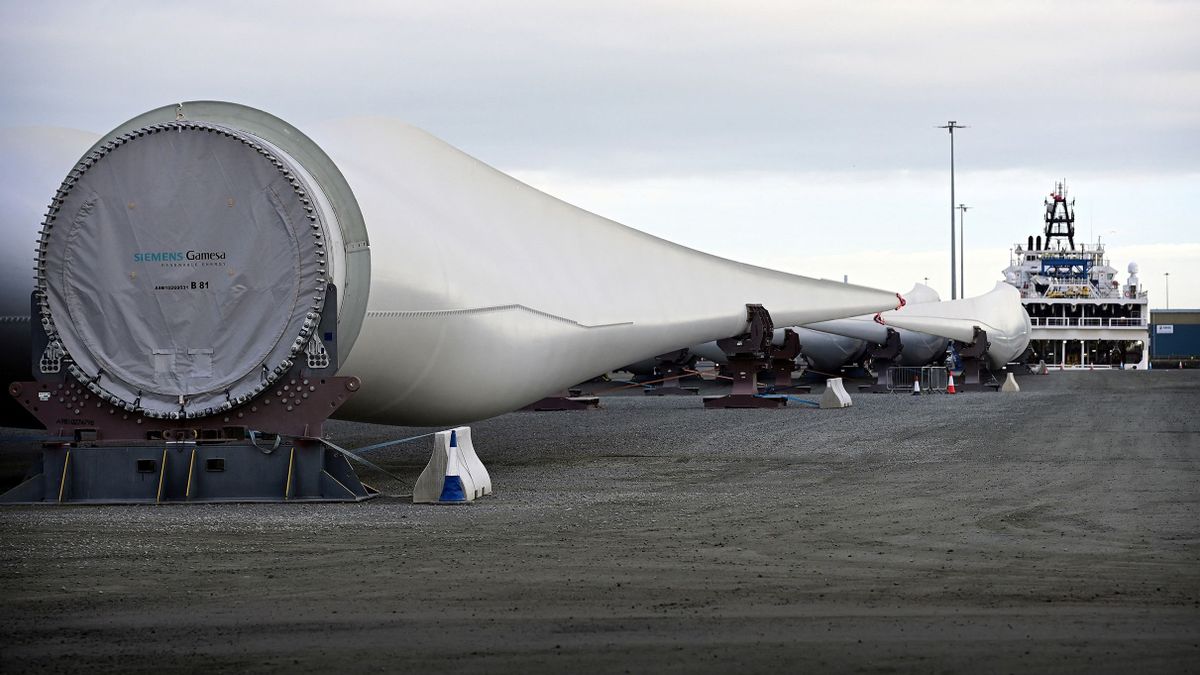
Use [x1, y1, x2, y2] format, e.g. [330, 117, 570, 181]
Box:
[1029, 317, 1145, 328]
[885, 366, 949, 393]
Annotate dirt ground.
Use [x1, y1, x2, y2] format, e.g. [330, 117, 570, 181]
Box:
[1, 371, 1198, 673]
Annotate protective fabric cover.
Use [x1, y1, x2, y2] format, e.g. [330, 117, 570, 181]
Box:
[0, 126, 101, 429]
[38, 123, 328, 417]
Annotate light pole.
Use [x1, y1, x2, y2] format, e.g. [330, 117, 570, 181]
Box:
[1165, 272, 1170, 309]
[958, 203, 971, 297]
[938, 121, 967, 299]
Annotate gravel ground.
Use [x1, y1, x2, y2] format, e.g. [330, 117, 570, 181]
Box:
[1, 371, 1198, 673]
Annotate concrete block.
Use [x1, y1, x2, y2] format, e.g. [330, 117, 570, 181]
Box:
[1000, 372, 1021, 393]
[454, 426, 491, 497]
[820, 377, 853, 409]
[413, 429, 480, 504]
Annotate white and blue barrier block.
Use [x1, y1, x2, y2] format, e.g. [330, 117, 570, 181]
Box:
[820, 377, 853, 409]
[453, 426, 491, 497]
[413, 428, 490, 504]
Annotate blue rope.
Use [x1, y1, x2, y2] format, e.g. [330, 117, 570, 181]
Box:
[754, 393, 820, 407]
[351, 431, 439, 454]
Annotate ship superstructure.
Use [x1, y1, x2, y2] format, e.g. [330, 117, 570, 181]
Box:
[1002, 182, 1149, 368]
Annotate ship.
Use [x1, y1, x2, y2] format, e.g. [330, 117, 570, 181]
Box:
[1001, 182, 1149, 369]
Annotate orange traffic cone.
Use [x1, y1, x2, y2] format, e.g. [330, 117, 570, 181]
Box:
[947, 374, 956, 394]
[911, 377, 921, 396]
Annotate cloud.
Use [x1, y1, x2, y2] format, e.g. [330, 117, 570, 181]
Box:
[1, 1, 1195, 305]
[1, 1, 1197, 176]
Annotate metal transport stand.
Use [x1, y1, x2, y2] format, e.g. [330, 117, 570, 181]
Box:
[861, 328, 904, 393]
[956, 326, 994, 391]
[704, 305, 787, 409]
[763, 329, 801, 391]
[643, 349, 700, 396]
[2, 287, 376, 504]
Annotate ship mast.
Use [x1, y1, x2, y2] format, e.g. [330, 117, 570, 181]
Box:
[1043, 181, 1076, 250]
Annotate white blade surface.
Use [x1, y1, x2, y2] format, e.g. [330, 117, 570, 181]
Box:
[805, 283, 941, 344]
[313, 119, 904, 424]
[878, 282, 1031, 368]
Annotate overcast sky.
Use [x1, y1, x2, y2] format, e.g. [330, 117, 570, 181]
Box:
[2, 1, 1197, 306]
